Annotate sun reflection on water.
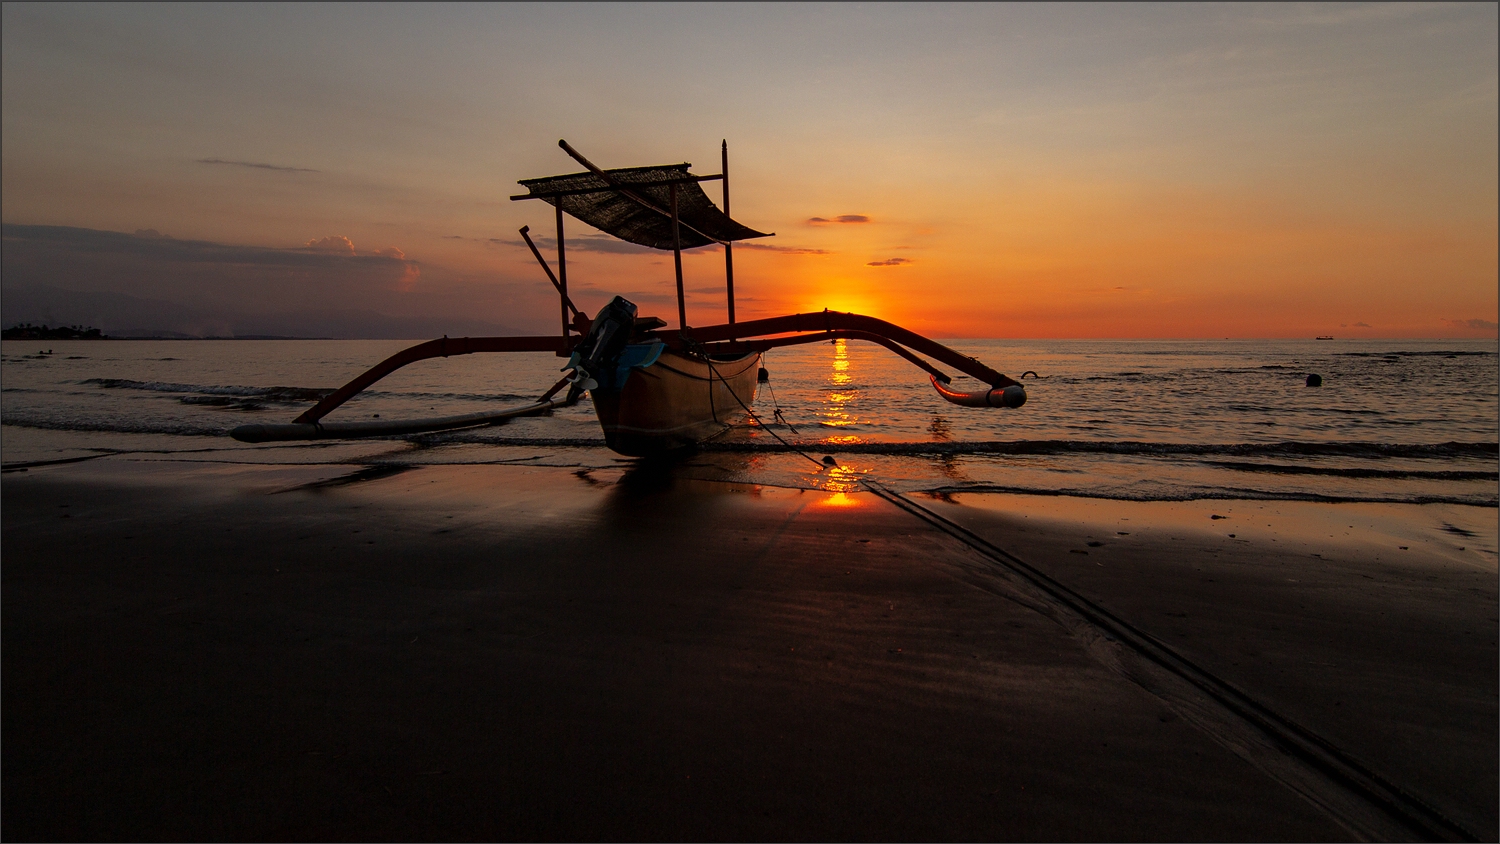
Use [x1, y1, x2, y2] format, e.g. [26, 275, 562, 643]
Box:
[819, 338, 862, 441]
[830, 340, 851, 386]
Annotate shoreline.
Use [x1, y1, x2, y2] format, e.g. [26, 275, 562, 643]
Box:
[3, 458, 1494, 839]
[3, 424, 1496, 508]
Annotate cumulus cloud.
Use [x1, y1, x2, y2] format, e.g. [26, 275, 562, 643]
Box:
[134, 228, 171, 239]
[866, 258, 912, 267]
[198, 158, 319, 173]
[808, 215, 871, 225]
[396, 262, 421, 290]
[1353, 321, 1372, 328]
[1445, 318, 1499, 331]
[305, 235, 356, 254]
[374, 246, 406, 259]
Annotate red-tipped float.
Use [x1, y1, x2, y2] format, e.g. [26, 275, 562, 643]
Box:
[930, 377, 1027, 409]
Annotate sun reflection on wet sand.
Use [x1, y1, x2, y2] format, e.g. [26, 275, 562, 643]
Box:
[815, 490, 866, 508]
[821, 462, 868, 494]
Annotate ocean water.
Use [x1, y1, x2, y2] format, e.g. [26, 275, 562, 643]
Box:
[2, 337, 1496, 506]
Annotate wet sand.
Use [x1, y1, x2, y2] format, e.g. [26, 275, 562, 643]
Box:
[2, 458, 1493, 840]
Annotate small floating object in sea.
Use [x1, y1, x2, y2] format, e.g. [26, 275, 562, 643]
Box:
[1306, 374, 1322, 387]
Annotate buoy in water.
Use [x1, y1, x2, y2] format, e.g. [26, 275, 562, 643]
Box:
[757, 366, 769, 383]
[1306, 374, 1323, 387]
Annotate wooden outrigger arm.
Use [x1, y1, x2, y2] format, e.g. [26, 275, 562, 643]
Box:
[668, 310, 1023, 392]
[228, 308, 1024, 445]
[291, 335, 567, 425]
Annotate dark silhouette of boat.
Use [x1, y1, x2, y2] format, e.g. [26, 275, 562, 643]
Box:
[232, 140, 1028, 455]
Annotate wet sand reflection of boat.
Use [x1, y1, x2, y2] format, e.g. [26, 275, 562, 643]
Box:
[232, 140, 1030, 456]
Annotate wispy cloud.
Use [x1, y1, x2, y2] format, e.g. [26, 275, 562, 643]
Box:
[867, 257, 912, 267]
[2, 225, 410, 270]
[1445, 318, 1499, 331]
[808, 215, 871, 225]
[733, 242, 830, 255]
[492, 234, 654, 255]
[197, 158, 319, 174]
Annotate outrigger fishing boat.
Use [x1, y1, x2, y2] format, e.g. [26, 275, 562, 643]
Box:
[231, 140, 1028, 454]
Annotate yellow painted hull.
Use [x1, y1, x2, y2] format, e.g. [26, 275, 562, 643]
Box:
[590, 350, 761, 456]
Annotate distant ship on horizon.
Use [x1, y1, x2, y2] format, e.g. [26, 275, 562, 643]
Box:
[1315, 335, 1334, 340]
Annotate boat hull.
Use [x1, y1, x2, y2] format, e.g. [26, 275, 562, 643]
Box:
[590, 350, 761, 456]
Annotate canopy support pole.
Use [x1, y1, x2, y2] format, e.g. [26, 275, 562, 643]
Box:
[555, 204, 569, 340]
[722, 139, 736, 329]
[672, 183, 686, 330]
[518, 226, 581, 322]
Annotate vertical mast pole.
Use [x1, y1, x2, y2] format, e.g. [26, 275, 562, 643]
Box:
[555, 204, 569, 340]
[671, 183, 686, 330]
[722, 139, 736, 329]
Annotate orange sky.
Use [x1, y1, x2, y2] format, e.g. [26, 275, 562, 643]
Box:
[3, 3, 1496, 339]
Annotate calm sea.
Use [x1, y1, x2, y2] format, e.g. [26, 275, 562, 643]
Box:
[3, 337, 1496, 506]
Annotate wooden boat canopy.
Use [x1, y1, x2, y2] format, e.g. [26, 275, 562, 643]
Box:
[514, 163, 770, 250]
[230, 138, 1030, 446]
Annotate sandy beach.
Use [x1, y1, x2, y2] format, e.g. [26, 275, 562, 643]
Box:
[3, 457, 1494, 841]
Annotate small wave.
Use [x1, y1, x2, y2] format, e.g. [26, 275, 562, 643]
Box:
[695, 440, 1499, 460]
[1201, 461, 1497, 480]
[83, 378, 329, 402]
[79, 379, 533, 405]
[409, 435, 610, 447]
[361, 389, 536, 403]
[178, 396, 268, 411]
[1338, 350, 1495, 358]
[922, 484, 1497, 508]
[1083, 373, 1163, 382]
[1, 416, 227, 437]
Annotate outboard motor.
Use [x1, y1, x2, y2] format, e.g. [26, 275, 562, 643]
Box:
[565, 296, 637, 391]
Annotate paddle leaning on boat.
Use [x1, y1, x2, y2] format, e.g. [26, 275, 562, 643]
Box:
[231, 140, 1028, 455]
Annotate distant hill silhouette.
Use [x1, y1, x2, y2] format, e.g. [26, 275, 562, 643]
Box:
[2, 285, 520, 340]
[3, 323, 105, 340]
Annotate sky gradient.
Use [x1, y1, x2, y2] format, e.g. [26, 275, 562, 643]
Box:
[3, 2, 1496, 338]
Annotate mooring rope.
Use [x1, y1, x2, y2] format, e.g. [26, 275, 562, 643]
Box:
[700, 353, 828, 472]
